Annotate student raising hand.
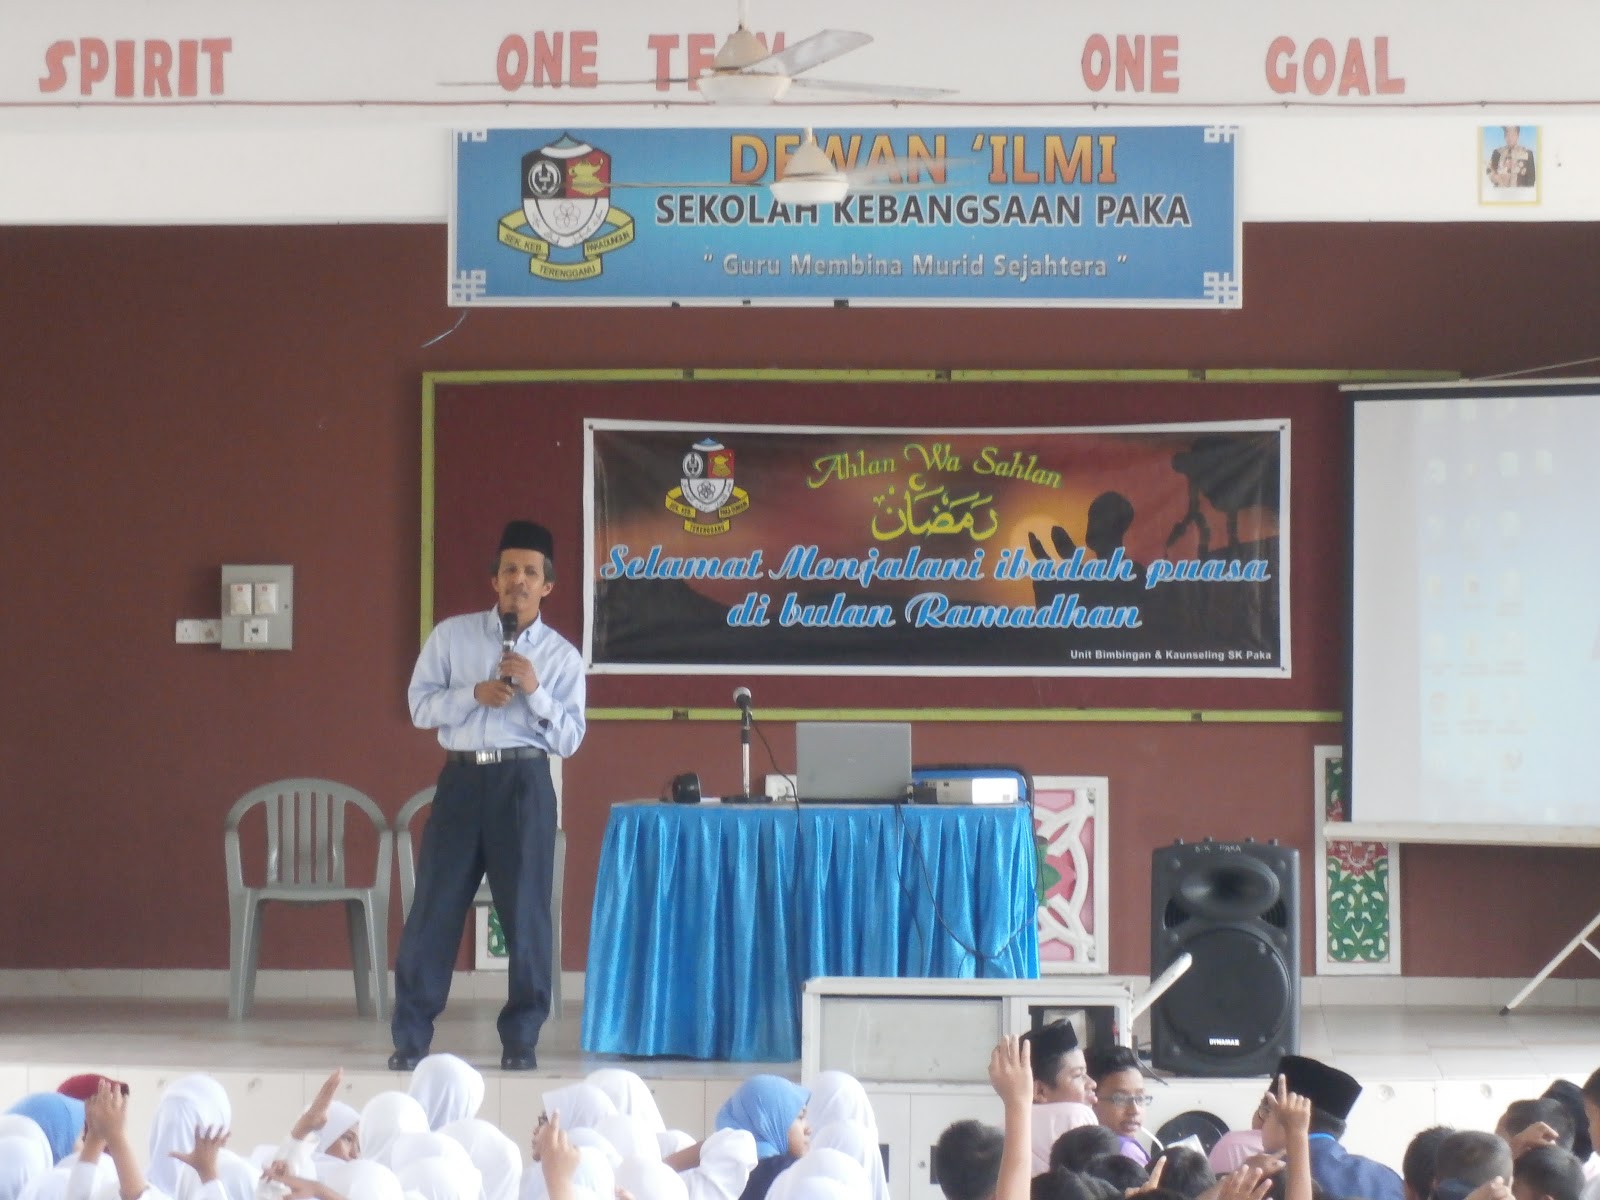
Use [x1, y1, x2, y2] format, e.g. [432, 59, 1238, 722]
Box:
[1198, 1163, 1279, 1200]
[1265, 1076, 1311, 1138]
[1262, 1075, 1312, 1200]
[1507, 1123, 1562, 1160]
[290, 1069, 344, 1142]
[534, 1113, 582, 1200]
[989, 1037, 1033, 1200]
[1127, 1156, 1170, 1197]
[170, 1126, 229, 1185]
[988, 1036, 1033, 1108]
[263, 1161, 346, 1200]
[87, 1080, 148, 1200]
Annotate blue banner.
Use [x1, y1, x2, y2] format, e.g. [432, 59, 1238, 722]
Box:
[451, 125, 1239, 307]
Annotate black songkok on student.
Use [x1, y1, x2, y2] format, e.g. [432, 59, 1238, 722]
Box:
[1275, 1054, 1363, 1120]
[1025, 1019, 1079, 1070]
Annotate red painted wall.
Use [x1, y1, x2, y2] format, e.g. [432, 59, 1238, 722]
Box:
[3, 223, 1597, 979]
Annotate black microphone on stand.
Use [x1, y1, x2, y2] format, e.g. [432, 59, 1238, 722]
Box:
[725, 686, 772, 804]
[499, 609, 518, 687]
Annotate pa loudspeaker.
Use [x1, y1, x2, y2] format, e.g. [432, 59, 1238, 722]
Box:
[1150, 839, 1299, 1077]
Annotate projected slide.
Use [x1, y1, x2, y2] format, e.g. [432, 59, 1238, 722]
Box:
[1352, 383, 1600, 828]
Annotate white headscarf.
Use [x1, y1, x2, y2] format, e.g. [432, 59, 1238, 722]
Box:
[23, 1155, 115, 1200]
[440, 1120, 521, 1200]
[321, 1160, 405, 1200]
[767, 1150, 868, 1200]
[317, 1104, 363, 1157]
[395, 1158, 482, 1200]
[807, 1125, 886, 1200]
[596, 1116, 660, 1166]
[682, 1129, 758, 1200]
[186, 1153, 260, 1200]
[786, 1180, 854, 1200]
[386, 1134, 475, 1181]
[0, 1126, 52, 1185]
[408, 1057, 485, 1133]
[565, 1132, 619, 1172]
[519, 1146, 613, 1200]
[359, 1095, 431, 1170]
[803, 1076, 876, 1141]
[616, 1160, 688, 1200]
[584, 1072, 666, 1134]
[0, 1136, 51, 1200]
[147, 1076, 233, 1200]
[90, 1182, 171, 1200]
[568, 1148, 614, 1200]
[540, 1087, 616, 1134]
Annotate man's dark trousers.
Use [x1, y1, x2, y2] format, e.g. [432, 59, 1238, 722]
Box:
[392, 756, 556, 1054]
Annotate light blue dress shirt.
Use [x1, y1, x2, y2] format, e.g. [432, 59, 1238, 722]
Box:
[408, 608, 586, 758]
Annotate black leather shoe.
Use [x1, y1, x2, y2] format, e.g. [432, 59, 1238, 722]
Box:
[501, 1046, 537, 1071]
[388, 1050, 425, 1071]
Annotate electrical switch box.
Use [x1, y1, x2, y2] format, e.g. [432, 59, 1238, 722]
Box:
[221, 565, 293, 650]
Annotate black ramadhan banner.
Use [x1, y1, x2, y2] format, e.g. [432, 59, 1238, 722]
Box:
[585, 419, 1289, 676]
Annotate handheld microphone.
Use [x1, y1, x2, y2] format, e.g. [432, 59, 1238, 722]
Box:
[499, 609, 518, 686]
[733, 686, 752, 712]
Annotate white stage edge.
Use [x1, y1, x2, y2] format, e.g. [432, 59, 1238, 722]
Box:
[1, 973, 1596, 1200]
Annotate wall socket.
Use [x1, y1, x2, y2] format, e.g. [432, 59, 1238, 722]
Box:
[175, 619, 222, 644]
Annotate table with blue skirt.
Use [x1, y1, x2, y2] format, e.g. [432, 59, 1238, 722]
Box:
[581, 801, 1040, 1062]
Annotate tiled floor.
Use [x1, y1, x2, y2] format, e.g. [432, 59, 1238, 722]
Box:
[1, 994, 1595, 1196]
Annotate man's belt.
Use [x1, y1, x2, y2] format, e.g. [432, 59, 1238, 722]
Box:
[446, 747, 549, 765]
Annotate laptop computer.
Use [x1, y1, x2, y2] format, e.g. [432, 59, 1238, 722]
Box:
[795, 721, 913, 804]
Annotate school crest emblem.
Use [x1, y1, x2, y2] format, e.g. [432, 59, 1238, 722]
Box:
[665, 438, 751, 535]
[497, 134, 634, 281]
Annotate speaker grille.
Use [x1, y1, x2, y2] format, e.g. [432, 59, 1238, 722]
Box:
[1262, 899, 1288, 930]
[1158, 927, 1291, 1057]
[1163, 899, 1191, 929]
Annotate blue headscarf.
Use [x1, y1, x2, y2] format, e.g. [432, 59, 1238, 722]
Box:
[5, 1094, 85, 1164]
[714, 1075, 808, 1159]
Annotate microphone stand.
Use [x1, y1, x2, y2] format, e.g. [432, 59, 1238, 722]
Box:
[726, 703, 773, 804]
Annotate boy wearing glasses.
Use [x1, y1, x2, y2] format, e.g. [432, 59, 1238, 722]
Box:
[1088, 1045, 1156, 1166]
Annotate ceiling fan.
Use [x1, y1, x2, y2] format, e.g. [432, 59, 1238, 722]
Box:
[690, 9, 954, 106]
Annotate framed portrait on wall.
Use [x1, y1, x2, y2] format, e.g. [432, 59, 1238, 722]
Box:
[1480, 124, 1540, 206]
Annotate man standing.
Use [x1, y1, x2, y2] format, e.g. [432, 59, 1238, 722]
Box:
[390, 520, 586, 1072]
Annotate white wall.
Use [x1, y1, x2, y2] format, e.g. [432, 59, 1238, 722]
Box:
[3, 0, 1597, 224]
[4, 113, 1599, 225]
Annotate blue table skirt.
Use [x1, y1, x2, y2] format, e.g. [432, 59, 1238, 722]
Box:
[581, 802, 1040, 1061]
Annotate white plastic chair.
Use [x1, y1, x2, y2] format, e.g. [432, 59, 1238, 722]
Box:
[395, 785, 566, 1014]
[224, 778, 393, 1020]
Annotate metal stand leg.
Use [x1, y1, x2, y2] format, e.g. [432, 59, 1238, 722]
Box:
[1500, 909, 1600, 1013]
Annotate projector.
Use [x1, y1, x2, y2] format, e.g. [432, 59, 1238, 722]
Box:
[913, 775, 1021, 805]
